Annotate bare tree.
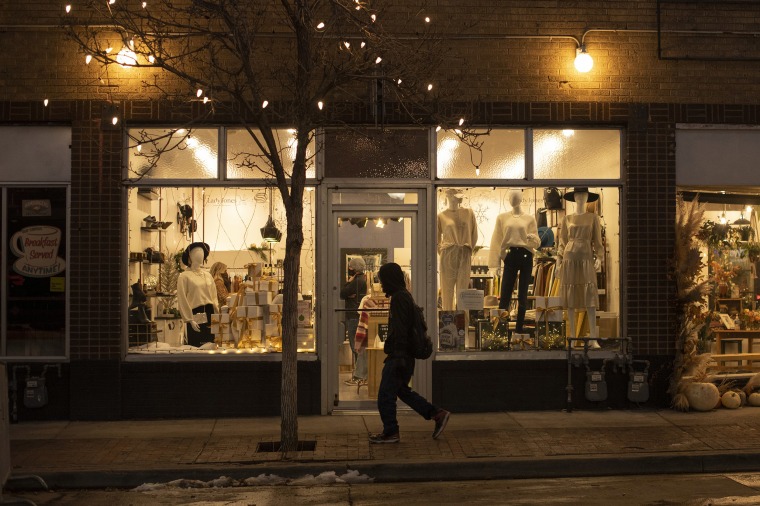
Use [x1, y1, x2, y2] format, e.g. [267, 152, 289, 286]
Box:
[64, 0, 482, 451]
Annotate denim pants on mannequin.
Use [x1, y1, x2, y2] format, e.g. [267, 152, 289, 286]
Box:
[377, 356, 437, 435]
[500, 247, 533, 333]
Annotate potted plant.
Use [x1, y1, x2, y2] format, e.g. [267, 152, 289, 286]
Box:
[742, 242, 760, 263]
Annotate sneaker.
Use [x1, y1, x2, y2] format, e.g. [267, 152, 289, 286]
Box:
[369, 432, 400, 444]
[344, 377, 359, 386]
[432, 409, 450, 439]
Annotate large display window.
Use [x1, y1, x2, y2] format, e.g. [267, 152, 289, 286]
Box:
[126, 186, 315, 355]
[434, 186, 621, 353]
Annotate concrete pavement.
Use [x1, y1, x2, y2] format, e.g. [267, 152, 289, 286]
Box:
[5, 408, 760, 489]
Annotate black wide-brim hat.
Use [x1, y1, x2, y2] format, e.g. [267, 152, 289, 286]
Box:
[182, 242, 210, 267]
[563, 187, 599, 203]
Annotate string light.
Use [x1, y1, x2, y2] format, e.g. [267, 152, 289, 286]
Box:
[435, 126, 441, 132]
[458, 118, 464, 126]
[425, 16, 431, 22]
[476, 167, 480, 176]
[396, 78, 402, 84]
[262, 100, 269, 108]
[112, 116, 119, 126]
[375, 56, 382, 64]
[43, 99, 49, 107]
[344, 41, 351, 49]
[454, 129, 462, 135]
[196, 88, 203, 98]
[316, 21, 325, 30]
[148, 55, 155, 63]
[317, 101, 324, 110]
[136, 144, 142, 153]
[203, 96, 209, 104]
[142, 1, 147, 7]
[370, 14, 376, 22]
[65, 4, 71, 13]
[427, 83, 433, 91]
[85, 55, 93, 64]
[105, 47, 113, 53]
[360, 41, 366, 48]
[109, 0, 116, 4]
[116, 47, 137, 66]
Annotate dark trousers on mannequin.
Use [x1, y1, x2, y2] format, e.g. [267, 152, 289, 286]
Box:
[500, 247, 533, 333]
[186, 303, 214, 347]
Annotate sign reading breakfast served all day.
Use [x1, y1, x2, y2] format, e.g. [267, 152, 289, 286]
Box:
[10, 225, 65, 278]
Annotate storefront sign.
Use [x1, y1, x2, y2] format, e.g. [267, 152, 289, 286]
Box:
[10, 225, 65, 277]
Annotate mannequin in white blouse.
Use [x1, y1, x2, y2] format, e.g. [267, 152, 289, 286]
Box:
[438, 189, 478, 310]
[177, 243, 218, 346]
[489, 190, 540, 334]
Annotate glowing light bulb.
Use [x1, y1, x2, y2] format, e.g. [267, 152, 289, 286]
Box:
[85, 55, 93, 64]
[425, 16, 430, 22]
[344, 41, 351, 49]
[435, 126, 441, 132]
[262, 100, 269, 108]
[148, 55, 155, 63]
[116, 47, 137, 66]
[43, 99, 49, 106]
[136, 144, 142, 153]
[574, 47, 593, 73]
[112, 116, 119, 126]
[109, 0, 115, 4]
[317, 101, 324, 110]
[375, 56, 382, 64]
[376, 218, 385, 228]
[196, 89, 203, 98]
[476, 167, 480, 176]
[316, 21, 325, 30]
[65, 4, 71, 13]
[458, 118, 464, 126]
[454, 128, 462, 135]
[203, 96, 209, 104]
[105, 47, 113, 53]
[370, 14, 376, 22]
[360, 41, 366, 48]
[142, 1, 147, 7]
[427, 83, 433, 91]
[397, 78, 402, 85]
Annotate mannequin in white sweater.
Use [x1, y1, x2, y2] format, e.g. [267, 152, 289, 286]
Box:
[437, 189, 478, 310]
[177, 242, 218, 347]
[489, 190, 540, 334]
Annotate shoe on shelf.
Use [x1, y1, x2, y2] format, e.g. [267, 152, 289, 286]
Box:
[344, 377, 359, 386]
[369, 432, 400, 444]
[432, 409, 450, 439]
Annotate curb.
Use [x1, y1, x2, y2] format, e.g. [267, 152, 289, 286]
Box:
[7, 451, 760, 490]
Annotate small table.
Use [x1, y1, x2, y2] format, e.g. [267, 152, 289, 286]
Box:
[711, 330, 760, 369]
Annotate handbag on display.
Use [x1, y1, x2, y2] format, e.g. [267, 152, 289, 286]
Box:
[544, 187, 563, 210]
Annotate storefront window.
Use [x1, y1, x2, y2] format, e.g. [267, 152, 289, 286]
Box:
[437, 129, 525, 180]
[324, 128, 428, 178]
[533, 129, 621, 180]
[127, 128, 220, 180]
[4, 187, 68, 357]
[435, 186, 620, 353]
[226, 128, 316, 179]
[126, 186, 315, 355]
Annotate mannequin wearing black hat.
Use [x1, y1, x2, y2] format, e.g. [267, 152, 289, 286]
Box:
[177, 242, 218, 347]
[556, 189, 603, 349]
[488, 190, 540, 335]
[437, 189, 478, 311]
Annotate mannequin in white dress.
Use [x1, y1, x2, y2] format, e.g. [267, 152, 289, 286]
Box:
[488, 189, 540, 334]
[177, 242, 218, 347]
[556, 188, 603, 348]
[438, 189, 478, 310]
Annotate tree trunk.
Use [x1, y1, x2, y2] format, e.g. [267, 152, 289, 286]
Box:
[280, 199, 304, 452]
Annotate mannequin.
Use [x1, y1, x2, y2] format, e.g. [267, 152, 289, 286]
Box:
[489, 189, 540, 334]
[437, 189, 478, 310]
[556, 188, 603, 349]
[177, 242, 218, 347]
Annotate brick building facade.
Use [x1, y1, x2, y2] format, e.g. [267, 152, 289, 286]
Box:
[2, 1, 760, 420]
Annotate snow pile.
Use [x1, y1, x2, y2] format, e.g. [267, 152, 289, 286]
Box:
[132, 470, 373, 491]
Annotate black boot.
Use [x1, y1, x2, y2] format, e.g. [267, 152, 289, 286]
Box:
[135, 304, 153, 324]
[130, 282, 147, 309]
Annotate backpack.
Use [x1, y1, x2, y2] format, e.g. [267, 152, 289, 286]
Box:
[411, 304, 434, 359]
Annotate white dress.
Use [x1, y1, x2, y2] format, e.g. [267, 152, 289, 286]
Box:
[557, 212, 603, 309]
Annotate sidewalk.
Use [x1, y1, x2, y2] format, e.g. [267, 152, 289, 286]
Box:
[7, 408, 760, 489]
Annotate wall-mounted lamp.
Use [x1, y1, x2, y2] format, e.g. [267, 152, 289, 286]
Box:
[574, 45, 593, 72]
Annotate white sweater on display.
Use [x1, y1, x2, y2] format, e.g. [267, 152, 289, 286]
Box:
[437, 207, 478, 253]
[488, 212, 540, 268]
[177, 269, 218, 323]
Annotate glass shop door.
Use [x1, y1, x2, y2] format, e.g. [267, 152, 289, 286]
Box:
[324, 189, 428, 412]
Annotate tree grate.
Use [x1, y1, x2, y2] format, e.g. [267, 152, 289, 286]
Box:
[256, 440, 317, 452]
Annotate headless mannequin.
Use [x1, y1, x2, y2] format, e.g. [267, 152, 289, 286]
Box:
[438, 191, 477, 310]
[557, 191, 602, 349]
[489, 190, 540, 334]
[178, 246, 218, 346]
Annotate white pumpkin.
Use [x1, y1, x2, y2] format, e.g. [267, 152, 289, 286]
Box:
[721, 391, 742, 409]
[749, 392, 760, 407]
[684, 382, 720, 412]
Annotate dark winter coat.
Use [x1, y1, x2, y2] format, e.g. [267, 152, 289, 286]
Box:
[378, 263, 414, 360]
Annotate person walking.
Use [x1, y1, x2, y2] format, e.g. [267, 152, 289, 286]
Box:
[369, 262, 450, 444]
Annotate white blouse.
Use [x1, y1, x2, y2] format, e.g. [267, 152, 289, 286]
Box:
[177, 269, 218, 323]
[488, 212, 540, 268]
[437, 207, 478, 252]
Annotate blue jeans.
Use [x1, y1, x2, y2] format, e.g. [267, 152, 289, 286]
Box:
[377, 356, 437, 435]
